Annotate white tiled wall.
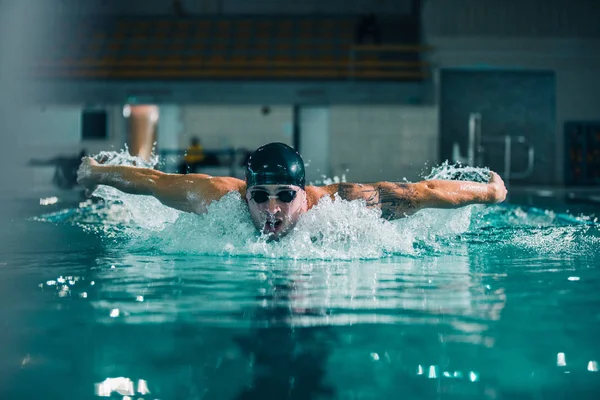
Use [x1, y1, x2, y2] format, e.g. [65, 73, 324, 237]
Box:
[180, 105, 294, 150]
[329, 106, 438, 183]
[179, 105, 438, 183]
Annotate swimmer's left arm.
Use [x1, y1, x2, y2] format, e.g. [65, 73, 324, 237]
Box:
[332, 171, 507, 220]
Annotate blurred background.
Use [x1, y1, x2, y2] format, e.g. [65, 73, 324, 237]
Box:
[0, 0, 599, 204]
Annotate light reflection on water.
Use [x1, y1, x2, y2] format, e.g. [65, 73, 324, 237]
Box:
[1, 190, 600, 398]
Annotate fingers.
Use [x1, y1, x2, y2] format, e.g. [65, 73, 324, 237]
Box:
[488, 171, 507, 203]
[488, 171, 504, 185]
[85, 157, 100, 166]
[96, 154, 110, 164]
[77, 157, 99, 191]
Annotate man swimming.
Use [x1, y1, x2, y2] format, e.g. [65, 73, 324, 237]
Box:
[77, 142, 507, 240]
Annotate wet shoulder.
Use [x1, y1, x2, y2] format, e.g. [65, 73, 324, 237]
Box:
[208, 176, 247, 197]
[304, 184, 348, 208]
[183, 174, 246, 198]
[305, 183, 376, 208]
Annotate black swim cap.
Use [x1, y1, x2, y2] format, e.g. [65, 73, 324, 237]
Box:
[245, 142, 305, 189]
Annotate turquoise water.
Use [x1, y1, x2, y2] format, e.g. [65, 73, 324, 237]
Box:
[1, 164, 600, 399]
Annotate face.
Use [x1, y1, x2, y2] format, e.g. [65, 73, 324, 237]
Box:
[246, 184, 307, 240]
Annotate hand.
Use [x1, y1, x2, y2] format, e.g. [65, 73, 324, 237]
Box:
[77, 157, 100, 197]
[488, 171, 507, 203]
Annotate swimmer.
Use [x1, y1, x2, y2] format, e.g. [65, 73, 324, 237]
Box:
[77, 142, 507, 240]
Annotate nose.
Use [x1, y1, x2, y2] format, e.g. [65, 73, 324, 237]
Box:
[266, 197, 281, 213]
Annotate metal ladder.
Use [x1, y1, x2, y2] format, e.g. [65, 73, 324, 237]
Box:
[452, 113, 535, 182]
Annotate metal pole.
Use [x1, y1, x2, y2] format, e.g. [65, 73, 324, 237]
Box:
[504, 135, 511, 190]
[348, 48, 356, 81]
[468, 113, 481, 166]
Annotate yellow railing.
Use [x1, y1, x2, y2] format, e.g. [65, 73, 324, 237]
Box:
[35, 18, 430, 81]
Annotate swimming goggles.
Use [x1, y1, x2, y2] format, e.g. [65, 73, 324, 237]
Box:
[250, 189, 297, 204]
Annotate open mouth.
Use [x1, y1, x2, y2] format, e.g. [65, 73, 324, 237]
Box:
[264, 219, 283, 234]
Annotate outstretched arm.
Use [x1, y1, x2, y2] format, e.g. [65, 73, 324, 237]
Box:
[326, 172, 507, 220]
[76, 157, 246, 213]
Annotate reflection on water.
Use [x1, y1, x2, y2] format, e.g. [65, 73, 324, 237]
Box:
[3, 244, 597, 399]
[2, 186, 600, 398]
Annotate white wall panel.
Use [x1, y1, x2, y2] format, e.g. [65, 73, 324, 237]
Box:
[329, 106, 438, 183]
[181, 105, 293, 150]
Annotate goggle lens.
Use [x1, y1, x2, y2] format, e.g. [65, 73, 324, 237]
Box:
[251, 190, 297, 204]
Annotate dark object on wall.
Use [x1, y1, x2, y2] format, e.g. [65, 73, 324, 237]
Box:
[29, 150, 87, 190]
[355, 13, 382, 44]
[81, 110, 108, 140]
[564, 121, 600, 186]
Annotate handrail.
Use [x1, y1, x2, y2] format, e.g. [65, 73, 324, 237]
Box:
[39, 59, 430, 69]
[453, 113, 535, 181]
[347, 43, 429, 81]
[36, 68, 429, 80]
[479, 136, 536, 180]
[351, 44, 432, 52]
[36, 16, 430, 81]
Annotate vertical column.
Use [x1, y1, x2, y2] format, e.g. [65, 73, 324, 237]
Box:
[298, 106, 330, 184]
[125, 105, 159, 162]
[156, 105, 183, 173]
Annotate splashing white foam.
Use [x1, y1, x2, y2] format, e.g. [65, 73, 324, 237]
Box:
[41, 151, 531, 259]
[424, 161, 490, 183]
[116, 191, 478, 260]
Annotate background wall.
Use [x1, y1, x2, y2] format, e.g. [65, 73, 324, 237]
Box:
[6, 0, 600, 196]
[423, 0, 600, 185]
[180, 106, 293, 149]
[329, 106, 438, 182]
[17, 106, 127, 192]
[177, 104, 437, 183]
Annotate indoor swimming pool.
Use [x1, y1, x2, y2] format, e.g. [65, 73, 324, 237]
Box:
[1, 163, 599, 399]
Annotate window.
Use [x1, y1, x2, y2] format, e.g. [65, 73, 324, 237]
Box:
[81, 110, 108, 140]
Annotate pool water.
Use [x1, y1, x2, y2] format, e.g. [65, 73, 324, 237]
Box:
[1, 171, 600, 399]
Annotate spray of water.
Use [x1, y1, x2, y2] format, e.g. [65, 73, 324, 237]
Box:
[424, 160, 491, 183]
[36, 152, 598, 259]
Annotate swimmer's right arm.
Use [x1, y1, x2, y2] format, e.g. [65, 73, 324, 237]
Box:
[77, 158, 246, 213]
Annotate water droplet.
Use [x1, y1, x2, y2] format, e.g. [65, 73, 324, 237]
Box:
[557, 352, 567, 366]
[428, 365, 438, 379]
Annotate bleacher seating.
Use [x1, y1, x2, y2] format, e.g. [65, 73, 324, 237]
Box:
[35, 16, 430, 81]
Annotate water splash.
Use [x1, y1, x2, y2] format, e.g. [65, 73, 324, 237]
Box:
[36, 152, 599, 259]
[424, 161, 490, 183]
[93, 146, 158, 169]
